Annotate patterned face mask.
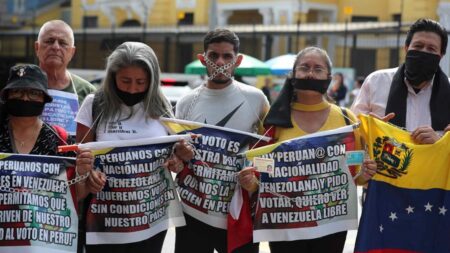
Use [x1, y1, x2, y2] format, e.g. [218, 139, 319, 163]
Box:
[203, 53, 237, 81]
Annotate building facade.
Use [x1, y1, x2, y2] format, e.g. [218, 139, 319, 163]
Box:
[1, 0, 450, 83]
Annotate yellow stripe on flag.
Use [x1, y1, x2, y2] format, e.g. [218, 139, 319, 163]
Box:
[244, 141, 283, 159]
[0, 153, 11, 159]
[92, 148, 115, 156]
[160, 119, 202, 134]
[359, 114, 450, 190]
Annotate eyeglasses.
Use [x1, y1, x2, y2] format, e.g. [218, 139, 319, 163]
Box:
[8, 89, 44, 101]
[296, 66, 328, 76]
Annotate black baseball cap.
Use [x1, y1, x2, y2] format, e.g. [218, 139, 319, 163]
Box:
[0, 64, 53, 103]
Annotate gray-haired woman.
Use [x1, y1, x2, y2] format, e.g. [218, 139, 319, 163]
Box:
[239, 47, 377, 253]
[75, 42, 192, 253]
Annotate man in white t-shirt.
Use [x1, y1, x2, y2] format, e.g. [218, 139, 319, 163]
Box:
[175, 28, 269, 253]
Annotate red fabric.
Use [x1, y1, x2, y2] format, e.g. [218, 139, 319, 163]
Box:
[227, 187, 253, 253]
[52, 125, 68, 145]
[227, 125, 275, 253]
[254, 125, 276, 148]
[383, 143, 394, 153]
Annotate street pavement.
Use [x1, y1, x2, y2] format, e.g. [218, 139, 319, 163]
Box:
[161, 187, 363, 253]
[161, 229, 357, 253]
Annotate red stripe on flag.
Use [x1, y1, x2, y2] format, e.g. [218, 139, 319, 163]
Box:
[227, 187, 253, 253]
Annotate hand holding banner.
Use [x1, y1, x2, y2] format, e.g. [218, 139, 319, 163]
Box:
[160, 118, 270, 229]
[0, 153, 78, 253]
[82, 135, 189, 245]
[242, 125, 359, 242]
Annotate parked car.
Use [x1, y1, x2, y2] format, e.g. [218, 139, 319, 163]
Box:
[161, 85, 192, 107]
[69, 69, 194, 109]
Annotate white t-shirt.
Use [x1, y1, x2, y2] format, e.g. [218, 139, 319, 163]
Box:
[174, 80, 269, 229]
[175, 80, 269, 132]
[76, 94, 168, 141]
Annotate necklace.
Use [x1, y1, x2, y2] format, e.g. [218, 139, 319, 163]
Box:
[8, 119, 41, 150]
[14, 138, 26, 147]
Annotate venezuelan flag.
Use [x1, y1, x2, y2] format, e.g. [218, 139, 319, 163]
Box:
[355, 115, 450, 253]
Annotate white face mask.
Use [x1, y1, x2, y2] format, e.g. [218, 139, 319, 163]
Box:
[203, 53, 237, 81]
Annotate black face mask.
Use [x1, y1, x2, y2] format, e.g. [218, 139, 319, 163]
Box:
[115, 87, 147, 106]
[291, 78, 332, 94]
[5, 99, 45, 117]
[404, 50, 440, 87]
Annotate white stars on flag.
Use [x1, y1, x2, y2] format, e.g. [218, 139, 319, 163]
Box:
[379, 202, 447, 233]
[405, 206, 414, 214]
[424, 202, 433, 212]
[389, 212, 398, 221]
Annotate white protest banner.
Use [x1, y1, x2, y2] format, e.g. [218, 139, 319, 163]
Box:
[161, 118, 270, 229]
[0, 153, 77, 253]
[81, 135, 190, 245]
[243, 126, 359, 242]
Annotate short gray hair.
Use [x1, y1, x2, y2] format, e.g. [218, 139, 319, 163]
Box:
[98, 41, 173, 126]
[37, 20, 75, 46]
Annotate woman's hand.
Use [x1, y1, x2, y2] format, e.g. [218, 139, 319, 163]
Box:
[75, 149, 106, 199]
[165, 139, 194, 173]
[356, 159, 377, 185]
[165, 154, 185, 173]
[238, 167, 259, 193]
[88, 170, 107, 193]
[173, 139, 194, 162]
[76, 149, 94, 177]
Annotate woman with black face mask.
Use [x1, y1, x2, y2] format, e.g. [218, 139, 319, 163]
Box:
[237, 47, 377, 253]
[0, 64, 56, 155]
[0, 64, 94, 195]
[329, 72, 348, 106]
[75, 42, 193, 253]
